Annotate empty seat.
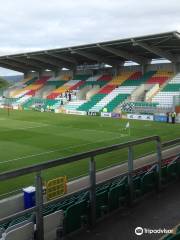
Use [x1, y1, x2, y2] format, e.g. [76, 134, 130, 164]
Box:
[65, 200, 87, 234]
[167, 162, 178, 180]
[96, 190, 108, 219]
[108, 183, 127, 211]
[44, 210, 64, 240]
[141, 171, 157, 194]
[1, 222, 34, 240]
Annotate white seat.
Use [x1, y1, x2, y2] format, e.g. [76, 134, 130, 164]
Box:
[44, 210, 64, 240]
[1, 222, 34, 240]
[0, 228, 5, 239]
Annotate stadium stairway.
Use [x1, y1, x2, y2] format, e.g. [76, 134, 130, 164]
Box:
[24, 76, 51, 97]
[64, 100, 87, 111]
[146, 70, 173, 85]
[78, 71, 159, 113]
[46, 75, 91, 99]
[89, 87, 133, 112]
[22, 98, 35, 110]
[152, 73, 180, 107]
[77, 72, 136, 112]
[121, 70, 156, 86]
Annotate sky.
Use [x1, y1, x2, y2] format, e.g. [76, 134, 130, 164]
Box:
[0, 0, 180, 76]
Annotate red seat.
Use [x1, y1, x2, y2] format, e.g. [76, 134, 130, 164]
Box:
[98, 85, 116, 94]
[47, 93, 59, 99]
[147, 76, 169, 85]
[26, 90, 36, 96]
[69, 81, 84, 90]
[127, 71, 142, 80]
[98, 75, 112, 81]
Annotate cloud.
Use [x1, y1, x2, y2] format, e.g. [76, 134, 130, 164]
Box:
[0, 0, 180, 75]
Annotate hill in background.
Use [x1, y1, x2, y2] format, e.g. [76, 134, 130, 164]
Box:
[0, 77, 10, 89]
[2, 75, 23, 83]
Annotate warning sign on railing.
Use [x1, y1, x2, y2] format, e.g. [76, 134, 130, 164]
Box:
[46, 176, 67, 201]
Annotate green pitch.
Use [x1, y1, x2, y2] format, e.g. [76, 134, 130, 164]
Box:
[0, 109, 179, 195]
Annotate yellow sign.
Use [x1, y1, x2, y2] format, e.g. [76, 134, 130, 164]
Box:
[46, 176, 67, 201]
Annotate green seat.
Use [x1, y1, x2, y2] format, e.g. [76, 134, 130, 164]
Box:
[161, 165, 168, 184]
[167, 162, 178, 181]
[164, 232, 180, 240]
[108, 183, 127, 211]
[133, 176, 142, 198]
[96, 190, 108, 219]
[65, 200, 87, 234]
[141, 171, 157, 194]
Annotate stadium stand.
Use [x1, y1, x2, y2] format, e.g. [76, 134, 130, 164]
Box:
[0, 31, 179, 239]
[1, 68, 179, 115]
[152, 73, 180, 107]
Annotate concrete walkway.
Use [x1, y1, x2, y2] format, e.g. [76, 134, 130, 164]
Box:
[68, 181, 180, 240]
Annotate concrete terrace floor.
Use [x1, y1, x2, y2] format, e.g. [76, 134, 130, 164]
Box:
[68, 182, 180, 240]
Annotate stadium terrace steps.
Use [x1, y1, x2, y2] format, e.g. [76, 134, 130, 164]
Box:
[110, 71, 136, 85]
[65, 100, 87, 110]
[77, 72, 141, 112]
[86, 75, 103, 81]
[89, 86, 134, 112]
[98, 85, 117, 94]
[162, 83, 180, 92]
[105, 94, 129, 112]
[121, 71, 156, 86]
[73, 74, 91, 80]
[14, 95, 32, 105]
[22, 98, 61, 110]
[152, 73, 180, 107]
[97, 75, 112, 81]
[22, 98, 34, 109]
[11, 89, 29, 98]
[77, 94, 106, 111]
[20, 77, 52, 97]
[23, 77, 37, 86]
[78, 80, 107, 90]
[47, 80, 85, 99]
[147, 70, 173, 85]
[46, 80, 67, 87]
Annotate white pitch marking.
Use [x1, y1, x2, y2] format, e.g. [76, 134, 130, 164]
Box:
[0, 136, 127, 164]
[13, 124, 49, 130]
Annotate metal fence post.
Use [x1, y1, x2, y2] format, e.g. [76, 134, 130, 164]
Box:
[156, 139, 162, 190]
[128, 146, 134, 203]
[89, 156, 96, 227]
[35, 172, 44, 240]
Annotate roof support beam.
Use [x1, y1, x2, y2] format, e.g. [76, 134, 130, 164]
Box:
[70, 49, 117, 66]
[8, 57, 43, 72]
[0, 62, 26, 73]
[97, 44, 150, 65]
[0, 60, 39, 72]
[132, 40, 177, 62]
[44, 52, 78, 65]
[17, 57, 58, 71]
[26, 55, 61, 70]
[29, 56, 62, 68]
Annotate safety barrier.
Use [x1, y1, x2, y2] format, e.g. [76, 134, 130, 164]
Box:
[0, 136, 179, 239]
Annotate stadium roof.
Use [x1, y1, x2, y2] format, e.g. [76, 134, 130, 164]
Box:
[0, 31, 180, 73]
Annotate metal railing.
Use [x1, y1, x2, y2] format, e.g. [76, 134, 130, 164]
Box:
[0, 136, 179, 240]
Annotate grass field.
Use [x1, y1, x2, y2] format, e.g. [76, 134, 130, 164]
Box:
[0, 109, 179, 195]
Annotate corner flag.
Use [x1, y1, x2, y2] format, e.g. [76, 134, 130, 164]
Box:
[125, 122, 130, 129]
[125, 121, 130, 136]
